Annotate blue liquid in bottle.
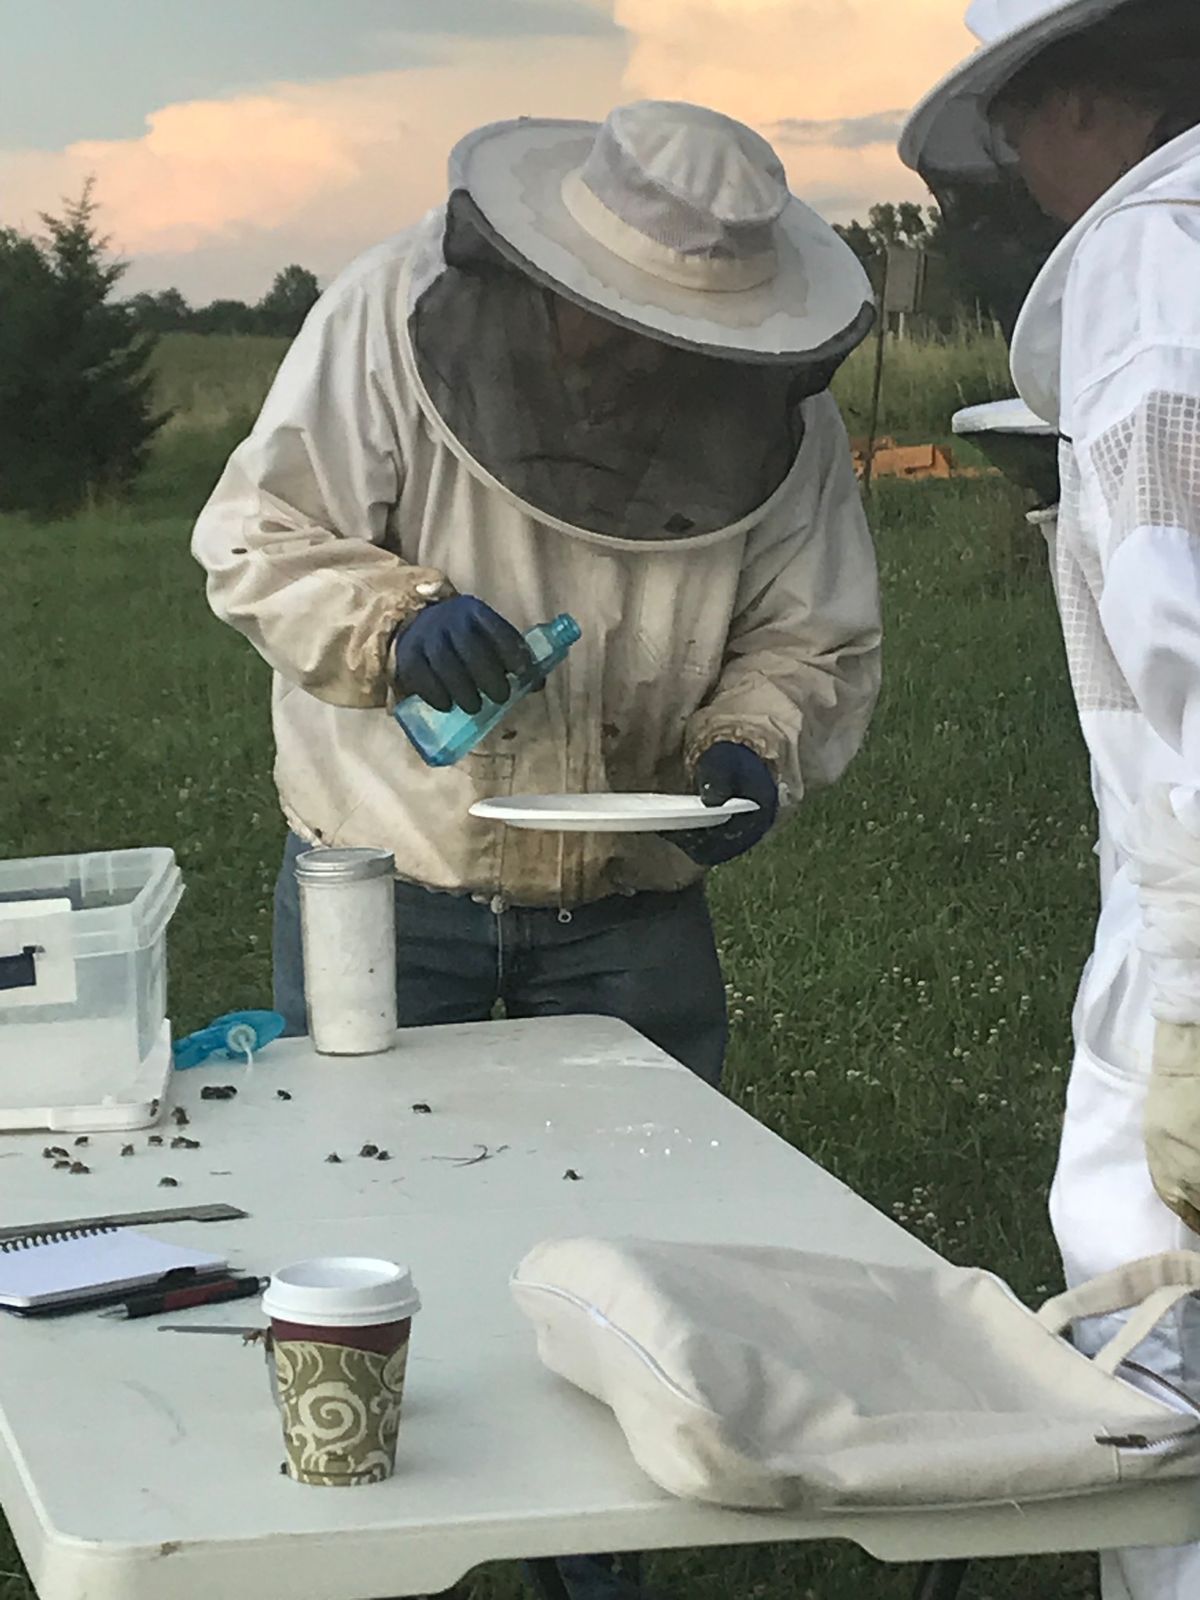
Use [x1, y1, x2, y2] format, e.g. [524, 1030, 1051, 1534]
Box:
[394, 613, 582, 768]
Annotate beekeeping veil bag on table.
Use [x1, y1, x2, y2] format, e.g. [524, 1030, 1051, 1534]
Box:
[511, 1238, 1200, 1511]
[403, 102, 875, 546]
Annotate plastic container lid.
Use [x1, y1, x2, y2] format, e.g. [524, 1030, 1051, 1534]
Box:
[294, 848, 395, 885]
[951, 398, 1055, 437]
[262, 1257, 421, 1327]
[0, 847, 184, 958]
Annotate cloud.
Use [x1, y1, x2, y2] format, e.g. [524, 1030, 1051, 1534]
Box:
[384, 0, 619, 36]
[614, 0, 971, 117]
[0, 0, 981, 297]
[767, 110, 908, 149]
[0, 32, 628, 299]
[4, 1, 619, 156]
[3, 93, 364, 258]
[612, 0, 974, 220]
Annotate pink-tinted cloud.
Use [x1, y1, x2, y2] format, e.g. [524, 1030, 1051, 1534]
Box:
[614, 0, 976, 218]
[0, 5, 984, 297]
[0, 34, 627, 298]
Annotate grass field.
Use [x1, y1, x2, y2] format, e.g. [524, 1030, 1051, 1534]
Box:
[146, 322, 1016, 443]
[0, 333, 1104, 1600]
[150, 332, 290, 435]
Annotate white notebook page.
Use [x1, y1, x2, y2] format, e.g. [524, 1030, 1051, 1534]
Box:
[0, 1228, 226, 1309]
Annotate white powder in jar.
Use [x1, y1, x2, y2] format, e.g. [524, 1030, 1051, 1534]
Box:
[296, 848, 397, 1056]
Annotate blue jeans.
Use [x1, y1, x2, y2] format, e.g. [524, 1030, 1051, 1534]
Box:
[273, 833, 727, 1084]
[273, 837, 728, 1599]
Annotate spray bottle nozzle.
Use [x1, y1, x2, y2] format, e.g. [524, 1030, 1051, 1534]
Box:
[173, 1010, 286, 1071]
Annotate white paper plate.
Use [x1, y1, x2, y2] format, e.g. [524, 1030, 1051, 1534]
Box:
[469, 794, 759, 833]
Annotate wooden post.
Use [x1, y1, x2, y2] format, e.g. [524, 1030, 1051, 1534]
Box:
[862, 246, 890, 503]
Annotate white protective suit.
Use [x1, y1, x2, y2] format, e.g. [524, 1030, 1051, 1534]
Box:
[193, 204, 881, 908]
[1010, 125, 1200, 1600]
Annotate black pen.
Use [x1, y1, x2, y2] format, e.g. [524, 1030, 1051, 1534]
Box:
[103, 1275, 264, 1321]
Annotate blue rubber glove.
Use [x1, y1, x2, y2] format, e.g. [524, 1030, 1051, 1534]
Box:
[394, 595, 533, 715]
[671, 742, 779, 866]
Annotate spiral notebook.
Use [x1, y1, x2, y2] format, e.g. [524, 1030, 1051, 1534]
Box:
[0, 1225, 226, 1313]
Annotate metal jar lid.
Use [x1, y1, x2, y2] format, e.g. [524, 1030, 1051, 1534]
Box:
[294, 847, 395, 884]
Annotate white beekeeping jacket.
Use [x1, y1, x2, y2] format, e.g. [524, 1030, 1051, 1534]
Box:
[1011, 127, 1200, 1024]
[192, 205, 882, 907]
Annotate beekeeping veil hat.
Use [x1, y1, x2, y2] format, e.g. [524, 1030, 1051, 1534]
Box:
[899, 0, 1139, 182]
[402, 101, 875, 544]
[448, 100, 873, 363]
[894, 1, 1117, 343]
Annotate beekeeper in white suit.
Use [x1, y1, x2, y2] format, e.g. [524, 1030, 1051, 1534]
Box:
[194, 100, 881, 1600]
[194, 102, 882, 1105]
[903, 2, 1200, 1595]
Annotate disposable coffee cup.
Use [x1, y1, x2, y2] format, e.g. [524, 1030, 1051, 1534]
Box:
[263, 1257, 421, 1487]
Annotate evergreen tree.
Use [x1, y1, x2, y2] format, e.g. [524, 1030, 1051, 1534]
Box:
[0, 182, 166, 515]
[0, 228, 63, 512]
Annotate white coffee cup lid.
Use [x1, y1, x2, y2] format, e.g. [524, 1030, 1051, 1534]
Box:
[262, 1257, 421, 1327]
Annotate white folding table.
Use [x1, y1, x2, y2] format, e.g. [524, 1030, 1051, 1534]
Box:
[1, 1016, 1198, 1600]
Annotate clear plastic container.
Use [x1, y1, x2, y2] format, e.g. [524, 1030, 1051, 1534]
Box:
[0, 848, 184, 1131]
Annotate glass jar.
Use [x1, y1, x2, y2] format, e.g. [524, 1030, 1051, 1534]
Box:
[294, 848, 397, 1056]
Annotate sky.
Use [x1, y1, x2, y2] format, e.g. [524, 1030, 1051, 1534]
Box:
[0, 0, 976, 303]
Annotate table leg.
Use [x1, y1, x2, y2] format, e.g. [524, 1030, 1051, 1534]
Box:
[525, 1553, 645, 1597]
[526, 1559, 572, 1600]
[911, 1559, 970, 1600]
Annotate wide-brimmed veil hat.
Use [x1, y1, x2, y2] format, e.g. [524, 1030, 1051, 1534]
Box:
[900, 0, 1139, 180]
[448, 100, 875, 365]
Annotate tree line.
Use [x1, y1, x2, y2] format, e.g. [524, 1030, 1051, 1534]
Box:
[1, 181, 1063, 521]
[835, 192, 1062, 341]
[127, 263, 320, 338]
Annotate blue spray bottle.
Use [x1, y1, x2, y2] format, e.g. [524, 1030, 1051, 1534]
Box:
[394, 614, 581, 769]
[172, 1010, 286, 1070]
